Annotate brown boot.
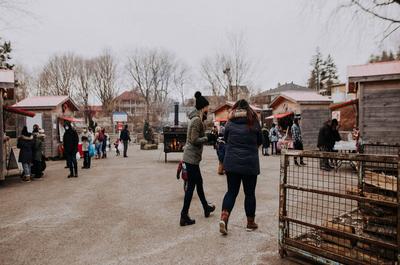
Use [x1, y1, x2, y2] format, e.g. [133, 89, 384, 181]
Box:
[219, 210, 229, 235]
[217, 162, 224, 175]
[246, 217, 258, 231]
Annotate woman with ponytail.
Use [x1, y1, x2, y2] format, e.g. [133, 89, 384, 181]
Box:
[219, 99, 262, 235]
[180, 91, 215, 226]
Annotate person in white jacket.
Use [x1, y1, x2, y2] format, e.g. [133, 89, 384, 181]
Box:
[269, 123, 281, 155]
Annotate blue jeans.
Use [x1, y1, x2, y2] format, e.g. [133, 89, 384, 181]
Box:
[222, 172, 257, 217]
[95, 142, 103, 157]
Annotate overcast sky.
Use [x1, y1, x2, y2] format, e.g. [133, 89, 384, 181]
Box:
[2, 0, 399, 100]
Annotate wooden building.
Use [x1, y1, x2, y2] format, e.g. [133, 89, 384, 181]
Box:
[329, 99, 358, 132]
[348, 61, 400, 144]
[269, 91, 332, 149]
[12, 96, 80, 158]
[213, 101, 262, 127]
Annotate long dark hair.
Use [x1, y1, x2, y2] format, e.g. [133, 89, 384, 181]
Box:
[231, 99, 259, 128]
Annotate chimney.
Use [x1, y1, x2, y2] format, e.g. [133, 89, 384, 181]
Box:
[174, 102, 179, 126]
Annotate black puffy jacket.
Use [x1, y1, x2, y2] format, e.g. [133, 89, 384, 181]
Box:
[63, 128, 79, 155]
[223, 111, 262, 176]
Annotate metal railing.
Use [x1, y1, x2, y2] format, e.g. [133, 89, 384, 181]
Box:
[279, 150, 399, 265]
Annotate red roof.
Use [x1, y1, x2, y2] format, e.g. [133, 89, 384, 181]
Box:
[266, 112, 293, 120]
[114, 90, 144, 101]
[330, 99, 358, 111]
[3, 106, 35, 117]
[213, 101, 262, 113]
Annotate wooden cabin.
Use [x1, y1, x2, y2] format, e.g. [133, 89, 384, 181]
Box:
[269, 91, 332, 149]
[213, 101, 262, 127]
[12, 96, 80, 158]
[348, 61, 400, 145]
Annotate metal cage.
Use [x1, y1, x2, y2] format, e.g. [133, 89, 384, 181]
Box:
[279, 150, 399, 265]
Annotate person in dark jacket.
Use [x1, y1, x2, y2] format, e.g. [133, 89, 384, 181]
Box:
[17, 126, 34, 182]
[63, 122, 79, 178]
[317, 119, 341, 171]
[180, 91, 215, 227]
[119, 125, 131, 158]
[32, 128, 45, 178]
[219, 99, 262, 235]
[261, 124, 270, 156]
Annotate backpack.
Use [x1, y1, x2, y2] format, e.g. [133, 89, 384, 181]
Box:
[98, 132, 105, 142]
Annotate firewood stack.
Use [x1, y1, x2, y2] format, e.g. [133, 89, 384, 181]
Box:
[340, 170, 399, 263]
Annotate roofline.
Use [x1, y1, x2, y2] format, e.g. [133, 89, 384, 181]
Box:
[270, 94, 332, 108]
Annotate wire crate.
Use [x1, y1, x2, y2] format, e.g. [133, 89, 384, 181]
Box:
[279, 150, 399, 265]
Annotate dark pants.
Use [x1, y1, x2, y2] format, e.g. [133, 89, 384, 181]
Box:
[271, 141, 278, 155]
[293, 141, 304, 164]
[123, 141, 128, 157]
[66, 153, 78, 176]
[319, 146, 330, 168]
[32, 160, 43, 177]
[83, 151, 91, 168]
[102, 140, 107, 158]
[181, 163, 208, 217]
[222, 172, 257, 217]
[262, 144, 269, 156]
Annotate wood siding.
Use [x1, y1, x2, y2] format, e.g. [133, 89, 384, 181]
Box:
[301, 107, 331, 149]
[360, 80, 400, 144]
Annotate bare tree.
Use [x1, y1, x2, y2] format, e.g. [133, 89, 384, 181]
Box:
[37, 53, 77, 97]
[173, 62, 191, 104]
[344, 0, 400, 38]
[126, 48, 177, 121]
[75, 57, 95, 123]
[14, 64, 34, 100]
[200, 32, 252, 100]
[92, 50, 118, 114]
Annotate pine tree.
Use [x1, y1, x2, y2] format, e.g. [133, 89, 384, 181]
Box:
[0, 38, 14, 70]
[308, 48, 323, 92]
[321, 54, 339, 95]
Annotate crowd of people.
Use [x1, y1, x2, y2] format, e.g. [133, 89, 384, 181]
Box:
[17, 125, 46, 182]
[16, 121, 131, 182]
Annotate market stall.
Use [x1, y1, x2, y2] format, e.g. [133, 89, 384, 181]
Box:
[12, 96, 80, 158]
[269, 91, 332, 149]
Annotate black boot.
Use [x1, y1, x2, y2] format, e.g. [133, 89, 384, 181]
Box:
[180, 215, 195, 226]
[204, 203, 216, 218]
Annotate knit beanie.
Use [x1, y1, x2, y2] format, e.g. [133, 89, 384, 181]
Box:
[195, 91, 209, 110]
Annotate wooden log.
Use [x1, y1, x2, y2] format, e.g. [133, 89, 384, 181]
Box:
[364, 215, 397, 226]
[320, 232, 354, 248]
[321, 242, 393, 265]
[356, 242, 396, 261]
[346, 186, 397, 203]
[324, 221, 355, 234]
[364, 171, 397, 192]
[359, 203, 396, 217]
[363, 223, 397, 239]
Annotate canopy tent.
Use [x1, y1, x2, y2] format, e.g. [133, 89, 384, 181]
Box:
[3, 106, 36, 117]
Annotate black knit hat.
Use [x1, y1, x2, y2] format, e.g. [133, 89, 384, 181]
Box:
[194, 91, 209, 110]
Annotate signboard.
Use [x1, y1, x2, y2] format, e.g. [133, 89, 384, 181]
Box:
[113, 112, 128, 123]
[117, 122, 123, 131]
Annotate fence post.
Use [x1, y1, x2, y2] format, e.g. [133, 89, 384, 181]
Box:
[279, 153, 289, 258]
[397, 156, 400, 264]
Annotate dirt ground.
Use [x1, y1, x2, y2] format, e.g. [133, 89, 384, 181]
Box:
[0, 145, 295, 265]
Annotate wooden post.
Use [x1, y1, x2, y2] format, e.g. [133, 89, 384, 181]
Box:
[0, 88, 4, 181]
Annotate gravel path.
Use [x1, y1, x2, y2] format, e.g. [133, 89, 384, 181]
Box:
[0, 145, 295, 265]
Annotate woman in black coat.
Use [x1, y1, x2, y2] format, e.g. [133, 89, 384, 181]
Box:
[17, 126, 34, 182]
[219, 99, 262, 235]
